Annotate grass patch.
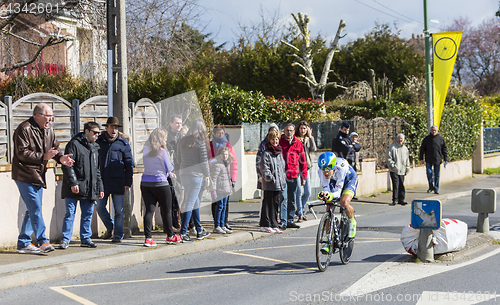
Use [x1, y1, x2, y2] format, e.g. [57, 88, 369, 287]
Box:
[483, 167, 500, 175]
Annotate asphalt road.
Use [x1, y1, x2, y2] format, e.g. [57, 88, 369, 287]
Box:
[1, 195, 499, 305]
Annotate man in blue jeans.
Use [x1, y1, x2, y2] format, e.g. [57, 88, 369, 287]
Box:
[279, 123, 307, 229]
[419, 125, 448, 194]
[59, 122, 104, 249]
[96, 117, 134, 243]
[12, 103, 75, 254]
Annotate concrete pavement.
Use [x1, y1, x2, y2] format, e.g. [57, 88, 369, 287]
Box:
[1, 174, 500, 291]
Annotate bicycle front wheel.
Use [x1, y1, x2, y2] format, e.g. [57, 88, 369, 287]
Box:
[339, 217, 355, 265]
[316, 212, 333, 272]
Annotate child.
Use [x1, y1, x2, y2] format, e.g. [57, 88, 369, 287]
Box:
[210, 146, 233, 234]
[259, 130, 286, 233]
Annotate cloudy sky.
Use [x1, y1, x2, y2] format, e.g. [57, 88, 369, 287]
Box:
[199, 0, 498, 47]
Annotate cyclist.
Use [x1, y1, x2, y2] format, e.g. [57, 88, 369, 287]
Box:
[317, 152, 358, 253]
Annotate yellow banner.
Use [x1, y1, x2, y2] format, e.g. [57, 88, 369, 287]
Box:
[433, 31, 462, 127]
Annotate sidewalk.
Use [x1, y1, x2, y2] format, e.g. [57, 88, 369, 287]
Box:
[1, 174, 500, 290]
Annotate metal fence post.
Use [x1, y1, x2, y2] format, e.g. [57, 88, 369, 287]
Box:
[72, 99, 80, 134]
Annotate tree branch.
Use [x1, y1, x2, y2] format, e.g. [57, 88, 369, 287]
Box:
[280, 39, 299, 52]
[326, 82, 347, 89]
[0, 36, 68, 72]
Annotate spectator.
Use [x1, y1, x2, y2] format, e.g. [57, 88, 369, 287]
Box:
[332, 122, 356, 168]
[256, 123, 279, 190]
[208, 126, 237, 230]
[349, 132, 361, 172]
[259, 130, 286, 234]
[210, 146, 233, 234]
[12, 103, 74, 254]
[177, 118, 211, 242]
[140, 128, 181, 247]
[60, 122, 104, 249]
[279, 123, 307, 229]
[166, 114, 183, 154]
[419, 125, 448, 194]
[96, 117, 134, 243]
[165, 114, 184, 233]
[294, 121, 317, 222]
[386, 134, 410, 206]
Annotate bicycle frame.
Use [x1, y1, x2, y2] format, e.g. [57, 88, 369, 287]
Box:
[309, 200, 346, 251]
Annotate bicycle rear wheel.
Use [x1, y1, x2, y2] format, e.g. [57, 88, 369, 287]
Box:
[316, 212, 333, 272]
[339, 216, 355, 265]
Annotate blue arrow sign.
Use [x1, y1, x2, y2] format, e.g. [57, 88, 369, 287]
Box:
[411, 200, 442, 229]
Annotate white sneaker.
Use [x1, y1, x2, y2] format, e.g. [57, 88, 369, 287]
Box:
[260, 227, 274, 233]
[189, 227, 197, 236]
[272, 227, 283, 234]
[213, 226, 226, 234]
[222, 227, 233, 234]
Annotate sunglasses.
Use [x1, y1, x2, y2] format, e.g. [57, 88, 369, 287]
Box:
[320, 165, 334, 171]
[90, 130, 100, 135]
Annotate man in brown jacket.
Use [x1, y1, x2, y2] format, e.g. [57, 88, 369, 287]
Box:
[13, 103, 74, 254]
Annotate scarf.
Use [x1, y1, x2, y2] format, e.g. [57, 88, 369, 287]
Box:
[213, 135, 228, 154]
[105, 131, 119, 143]
[265, 141, 282, 155]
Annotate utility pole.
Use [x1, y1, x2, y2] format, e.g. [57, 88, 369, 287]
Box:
[107, 0, 131, 238]
[107, 0, 128, 133]
[423, 0, 433, 130]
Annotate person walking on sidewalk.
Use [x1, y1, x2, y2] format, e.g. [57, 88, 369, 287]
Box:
[96, 117, 134, 243]
[294, 121, 317, 222]
[259, 130, 286, 234]
[279, 123, 307, 229]
[210, 146, 233, 234]
[60, 122, 104, 249]
[140, 128, 181, 247]
[177, 118, 211, 242]
[419, 125, 448, 194]
[13, 103, 75, 254]
[386, 134, 410, 206]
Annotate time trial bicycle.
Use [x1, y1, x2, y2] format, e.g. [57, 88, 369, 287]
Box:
[308, 197, 355, 271]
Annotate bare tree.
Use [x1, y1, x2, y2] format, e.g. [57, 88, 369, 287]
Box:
[235, 4, 288, 47]
[281, 12, 347, 101]
[126, 0, 206, 72]
[0, 0, 106, 74]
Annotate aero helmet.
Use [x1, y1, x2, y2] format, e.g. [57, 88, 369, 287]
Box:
[318, 152, 336, 171]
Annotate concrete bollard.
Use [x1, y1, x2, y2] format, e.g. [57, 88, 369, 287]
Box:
[471, 189, 496, 233]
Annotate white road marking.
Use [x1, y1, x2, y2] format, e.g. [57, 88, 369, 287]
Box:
[339, 248, 500, 297]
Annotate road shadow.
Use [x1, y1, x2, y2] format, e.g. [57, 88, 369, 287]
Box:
[361, 253, 410, 263]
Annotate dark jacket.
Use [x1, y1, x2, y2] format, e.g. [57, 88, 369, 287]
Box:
[96, 132, 134, 195]
[259, 148, 286, 191]
[419, 133, 448, 164]
[256, 138, 267, 189]
[61, 133, 104, 200]
[12, 117, 63, 187]
[279, 135, 307, 181]
[332, 130, 356, 165]
[166, 126, 182, 155]
[177, 135, 210, 177]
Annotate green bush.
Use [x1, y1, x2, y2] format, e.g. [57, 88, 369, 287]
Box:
[128, 66, 213, 127]
[0, 73, 103, 101]
[209, 82, 331, 125]
[376, 99, 482, 162]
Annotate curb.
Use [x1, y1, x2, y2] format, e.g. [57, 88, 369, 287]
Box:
[0, 220, 322, 291]
[0, 230, 266, 291]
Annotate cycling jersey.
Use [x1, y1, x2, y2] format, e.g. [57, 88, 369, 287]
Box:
[318, 157, 358, 198]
